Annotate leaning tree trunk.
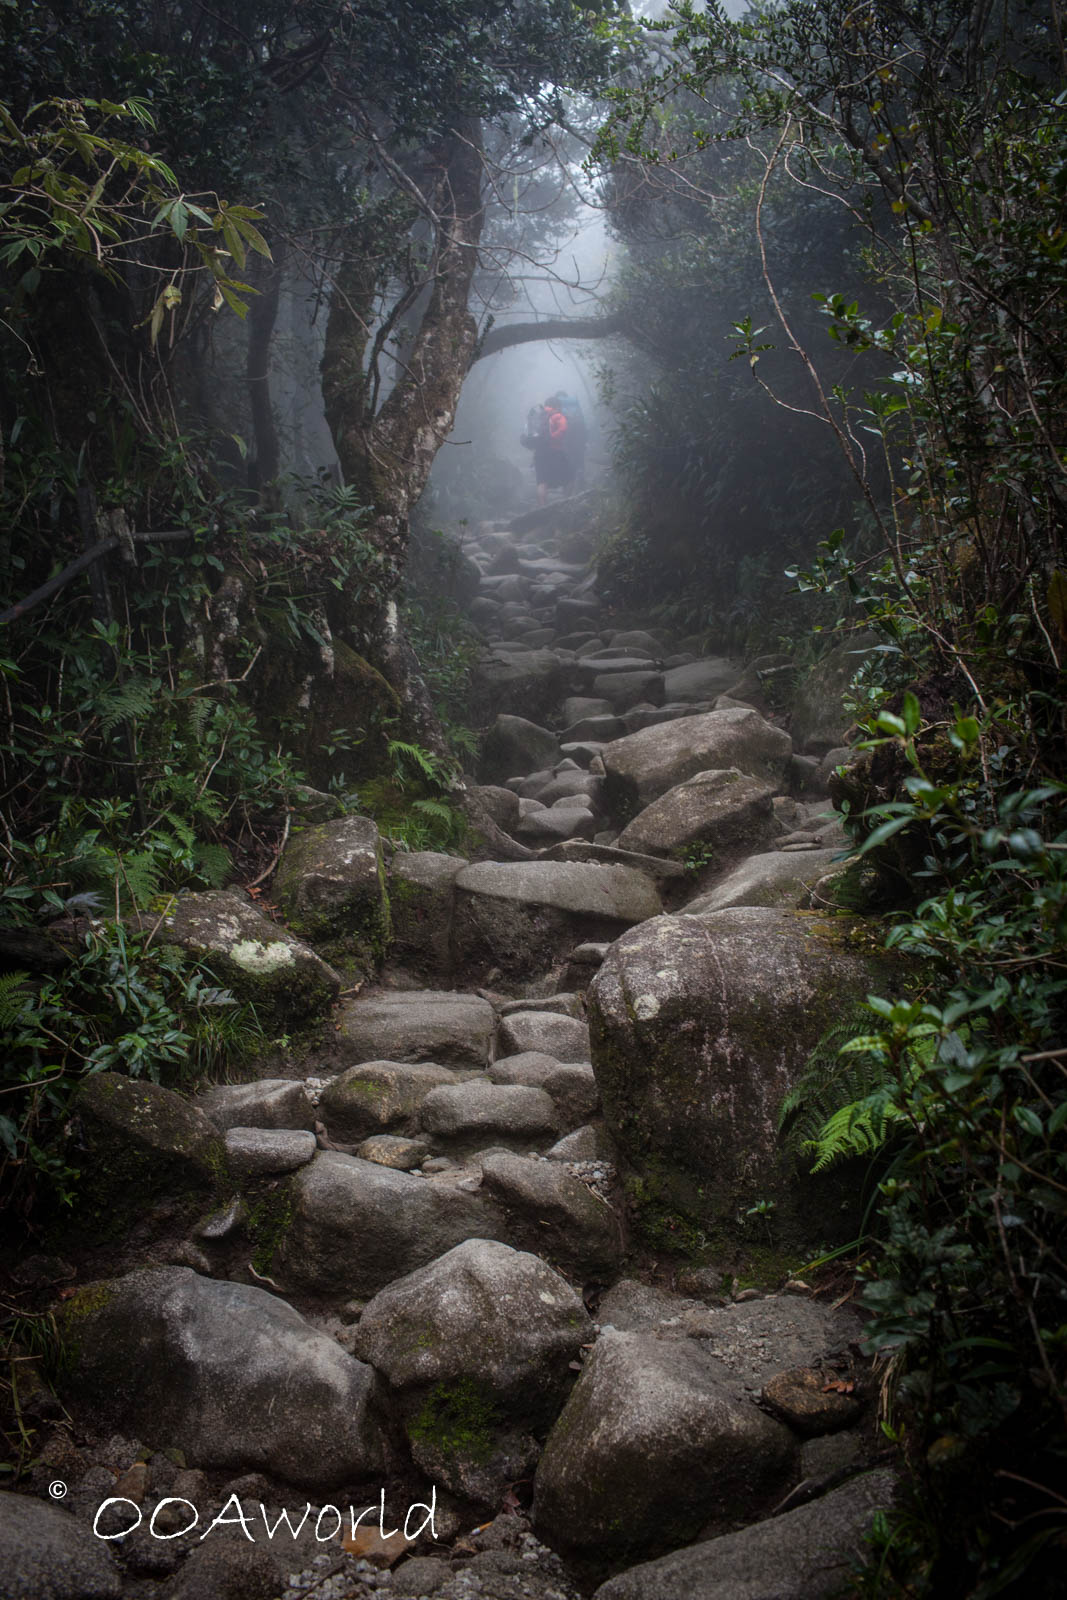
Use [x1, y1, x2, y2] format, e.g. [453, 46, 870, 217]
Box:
[321, 120, 533, 859]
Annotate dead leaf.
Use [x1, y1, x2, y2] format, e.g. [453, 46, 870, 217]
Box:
[341, 1524, 408, 1568]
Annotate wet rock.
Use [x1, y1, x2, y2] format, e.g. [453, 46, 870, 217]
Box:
[0, 1490, 121, 1599]
[516, 807, 598, 843]
[546, 1123, 617, 1162]
[276, 1152, 504, 1297]
[319, 1060, 458, 1143]
[661, 658, 739, 702]
[272, 816, 389, 973]
[480, 715, 561, 785]
[533, 1330, 798, 1569]
[154, 891, 340, 1028]
[451, 862, 661, 981]
[474, 647, 568, 722]
[223, 1127, 317, 1179]
[616, 768, 775, 861]
[74, 1074, 226, 1227]
[355, 1239, 590, 1426]
[468, 785, 521, 832]
[334, 990, 496, 1071]
[760, 1367, 864, 1436]
[560, 713, 628, 743]
[602, 708, 792, 814]
[477, 1150, 624, 1277]
[680, 848, 845, 914]
[418, 1080, 559, 1146]
[57, 1267, 384, 1489]
[791, 637, 878, 754]
[498, 1010, 589, 1060]
[194, 1079, 316, 1134]
[588, 908, 915, 1247]
[563, 695, 615, 724]
[539, 840, 687, 881]
[592, 1468, 897, 1599]
[356, 1133, 431, 1169]
[389, 852, 467, 976]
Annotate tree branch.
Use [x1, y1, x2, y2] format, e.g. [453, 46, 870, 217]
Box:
[475, 310, 627, 360]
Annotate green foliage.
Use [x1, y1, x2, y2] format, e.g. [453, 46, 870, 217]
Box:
[596, 4, 1067, 1592]
[0, 94, 268, 336]
[0, 914, 262, 1212]
[779, 1005, 911, 1174]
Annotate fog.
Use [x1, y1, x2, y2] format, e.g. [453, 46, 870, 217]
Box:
[427, 170, 618, 522]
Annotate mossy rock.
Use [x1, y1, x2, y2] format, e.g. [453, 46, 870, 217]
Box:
[588, 906, 924, 1253]
[158, 890, 341, 1031]
[68, 1073, 228, 1243]
[273, 816, 390, 976]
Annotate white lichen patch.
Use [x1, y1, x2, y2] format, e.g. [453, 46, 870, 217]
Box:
[230, 939, 296, 973]
[634, 994, 661, 1021]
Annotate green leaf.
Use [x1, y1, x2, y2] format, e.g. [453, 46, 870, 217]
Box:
[1014, 1105, 1044, 1138]
[858, 814, 913, 853]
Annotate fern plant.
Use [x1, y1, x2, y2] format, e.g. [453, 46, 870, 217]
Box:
[779, 1006, 922, 1173]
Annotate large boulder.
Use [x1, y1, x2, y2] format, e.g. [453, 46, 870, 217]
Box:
[417, 1079, 559, 1148]
[334, 989, 496, 1070]
[272, 816, 389, 973]
[57, 1267, 384, 1488]
[318, 1060, 459, 1142]
[473, 647, 568, 722]
[275, 1152, 505, 1296]
[588, 908, 916, 1247]
[480, 715, 562, 785]
[451, 861, 661, 980]
[661, 658, 738, 703]
[533, 1329, 798, 1570]
[616, 768, 775, 861]
[477, 1151, 624, 1278]
[388, 851, 467, 976]
[592, 1468, 897, 1600]
[354, 1238, 590, 1424]
[681, 849, 845, 914]
[155, 891, 340, 1029]
[72, 1074, 226, 1235]
[601, 708, 792, 817]
[498, 1010, 590, 1061]
[0, 1491, 121, 1599]
[194, 1078, 316, 1133]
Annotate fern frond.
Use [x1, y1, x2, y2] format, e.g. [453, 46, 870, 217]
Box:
[192, 842, 231, 888]
[0, 971, 32, 1029]
[779, 1004, 904, 1171]
[96, 677, 158, 735]
[117, 851, 164, 907]
[805, 1089, 905, 1172]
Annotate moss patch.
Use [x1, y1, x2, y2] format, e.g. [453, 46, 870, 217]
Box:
[408, 1378, 498, 1466]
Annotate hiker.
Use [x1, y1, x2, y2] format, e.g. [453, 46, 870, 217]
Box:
[550, 390, 588, 485]
[521, 398, 575, 506]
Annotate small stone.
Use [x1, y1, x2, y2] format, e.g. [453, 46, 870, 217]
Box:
[113, 1460, 148, 1503]
[167, 1243, 213, 1275]
[357, 1134, 431, 1169]
[194, 1198, 247, 1241]
[733, 1288, 763, 1302]
[760, 1366, 863, 1436]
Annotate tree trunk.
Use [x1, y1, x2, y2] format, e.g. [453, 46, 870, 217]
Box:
[320, 120, 534, 860]
[247, 240, 285, 493]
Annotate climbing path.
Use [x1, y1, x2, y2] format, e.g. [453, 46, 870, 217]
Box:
[6, 495, 897, 1600]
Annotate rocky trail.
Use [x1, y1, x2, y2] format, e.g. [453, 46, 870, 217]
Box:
[5, 496, 903, 1600]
